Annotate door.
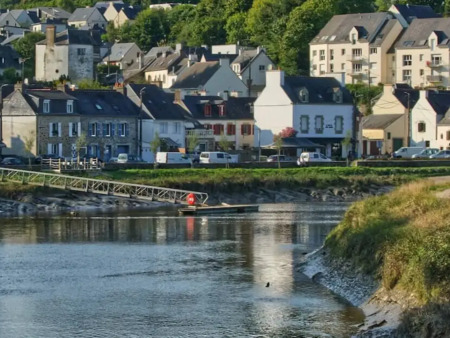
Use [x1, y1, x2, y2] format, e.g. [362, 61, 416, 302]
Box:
[393, 138, 403, 152]
[117, 145, 129, 156]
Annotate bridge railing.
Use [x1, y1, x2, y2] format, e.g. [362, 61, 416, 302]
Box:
[0, 167, 208, 205]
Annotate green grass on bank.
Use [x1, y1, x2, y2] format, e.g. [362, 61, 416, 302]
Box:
[325, 181, 450, 303]
[98, 167, 450, 192]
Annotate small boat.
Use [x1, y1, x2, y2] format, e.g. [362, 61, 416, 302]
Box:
[178, 204, 259, 215]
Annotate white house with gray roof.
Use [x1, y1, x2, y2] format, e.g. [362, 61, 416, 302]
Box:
[68, 7, 107, 29]
[254, 70, 354, 158]
[103, 42, 142, 71]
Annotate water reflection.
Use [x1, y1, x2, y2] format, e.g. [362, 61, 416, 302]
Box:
[0, 202, 362, 337]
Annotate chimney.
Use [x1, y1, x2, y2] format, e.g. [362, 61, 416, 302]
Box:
[266, 69, 284, 86]
[175, 43, 183, 52]
[138, 52, 143, 69]
[14, 82, 25, 92]
[384, 83, 393, 96]
[46, 25, 55, 47]
[114, 83, 126, 96]
[174, 89, 185, 102]
[56, 82, 67, 93]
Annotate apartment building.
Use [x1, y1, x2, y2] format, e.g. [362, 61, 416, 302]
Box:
[392, 18, 450, 89]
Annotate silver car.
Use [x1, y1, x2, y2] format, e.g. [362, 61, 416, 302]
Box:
[411, 148, 439, 158]
[430, 150, 450, 159]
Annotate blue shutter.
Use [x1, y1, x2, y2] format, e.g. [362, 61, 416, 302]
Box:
[111, 123, 115, 136]
[103, 123, 107, 136]
[88, 123, 92, 136]
[125, 123, 129, 137]
[96, 123, 101, 137]
[117, 123, 120, 136]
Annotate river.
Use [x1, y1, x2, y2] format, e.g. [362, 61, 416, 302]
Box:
[0, 202, 363, 337]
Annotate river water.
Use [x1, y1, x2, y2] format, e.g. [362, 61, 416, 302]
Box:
[0, 203, 363, 337]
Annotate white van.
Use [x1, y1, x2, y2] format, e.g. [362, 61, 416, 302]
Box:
[156, 152, 192, 164]
[199, 152, 237, 164]
[392, 147, 423, 159]
[297, 152, 332, 166]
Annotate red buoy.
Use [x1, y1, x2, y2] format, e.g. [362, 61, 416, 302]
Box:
[187, 193, 196, 206]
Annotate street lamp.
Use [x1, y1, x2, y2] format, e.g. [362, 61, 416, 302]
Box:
[405, 92, 411, 147]
[19, 57, 31, 82]
[0, 83, 9, 156]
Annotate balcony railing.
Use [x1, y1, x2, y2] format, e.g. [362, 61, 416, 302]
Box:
[349, 70, 363, 77]
[186, 129, 214, 138]
[426, 60, 442, 68]
[346, 54, 364, 62]
[427, 75, 443, 83]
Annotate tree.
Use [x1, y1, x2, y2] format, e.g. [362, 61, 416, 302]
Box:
[279, 127, 298, 138]
[218, 132, 232, 168]
[23, 131, 35, 169]
[186, 132, 199, 154]
[56, 0, 75, 12]
[2, 68, 19, 84]
[166, 4, 196, 43]
[341, 130, 352, 165]
[125, 9, 169, 51]
[77, 79, 108, 89]
[273, 133, 283, 169]
[12, 32, 45, 79]
[150, 132, 161, 165]
[225, 12, 248, 44]
[75, 133, 87, 166]
[445, 0, 450, 17]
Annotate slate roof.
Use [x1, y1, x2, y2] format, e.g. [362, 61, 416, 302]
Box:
[69, 89, 139, 117]
[231, 49, 257, 69]
[22, 89, 78, 114]
[426, 90, 450, 116]
[127, 83, 188, 120]
[395, 18, 450, 49]
[310, 12, 392, 45]
[182, 95, 255, 120]
[0, 45, 21, 70]
[282, 76, 353, 104]
[94, 1, 124, 10]
[121, 5, 140, 20]
[36, 29, 101, 46]
[68, 8, 104, 23]
[391, 4, 440, 23]
[34, 7, 71, 20]
[362, 114, 403, 129]
[171, 62, 220, 89]
[103, 43, 137, 62]
[0, 35, 23, 46]
[144, 51, 185, 72]
[392, 84, 419, 109]
[145, 46, 174, 58]
[264, 137, 324, 149]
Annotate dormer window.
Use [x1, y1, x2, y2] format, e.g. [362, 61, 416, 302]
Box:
[351, 33, 357, 44]
[430, 39, 436, 51]
[43, 99, 50, 113]
[95, 103, 103, 110]
[67, 100, 73, 113]
[204, 104, 212, 117]
[299, 88, 309, 103]
[218, 104, 226, 117]
[333, 88, 343, 103]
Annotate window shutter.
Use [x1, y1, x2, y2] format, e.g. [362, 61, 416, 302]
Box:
[96, 123, 101, 136]
[69, 123, 73, 137]
[241, 124, 244, 135]
[58, 123, 62, 137]
[49, 123, 52, 137]
[47, 143, 52, 154]
[111, 123, 115, 136]
[78, 122, 81, 136]
[88, 123, 92, 136]
[251, 124, 254, 135]
[58, 143, 62, 156]
[125, 123, 129, 136]
[103, 123, 107, 136]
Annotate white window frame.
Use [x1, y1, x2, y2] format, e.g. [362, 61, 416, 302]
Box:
[66, 100, 73, 113]
[159, 122, 168, 134]
[403, 55, 412, 66]
[119, 123, 127, 137]
[402, 69, 411, 82]
[43, 99, 50, 113]
[335, 116, 344, 134]
[319, 50, 325, 61]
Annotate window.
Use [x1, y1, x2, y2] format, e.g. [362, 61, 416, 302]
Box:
[402, 69, 411, 82]
[118, 123, 128, 137]
[447, 131, 450, 140]
[319, 64, 325, 74]
[341, 49, 345, 56]
[431, 55, 442, 66]
[430, 39, 435, 51]
[333, 89, 342, 103]
[218, 105, 226, 117]
[352, 49, 362, 57]
[50, 143, 58, 155]
[369, 62, 377, 70]
[300, 115, 309, 133]
[66, 100, 73, 113]
[204, 104, 212, 117]
[420, 69, 424, 76]
[159, 122, 168, 134]
[173, 122, 180, 133]
[70, 122, 79, 137]
[420, 54, 424, 61]
[330, 50, 334, 60]
[299, 88, 309, 103]
[341, 63, 345, 71]
[330, 64, 334, 72]
[418, 122, 426, 133]
[43, 99, 50, 113]
[403, 55, 412, 66]
[95, 103, 103, 110]
[352, 63, 362, 73]
[425, 141, 430, 147]
[315, 116, 324, 134]
[312, 50, 317, 57]
[259, 65, 265, 71]
[213, 124, 224, 135]
[227, 123, 235, 135]
[241, 124, 252, 135]
[319, 50, 325, 61]
[50, 123, 59, 137]
[103, 123, 112, 137]
[77, 48, 86, 56]
[204, 124, 212, 130]
[351, 33, 356, 44]
[387, 132, 391, 140]
[335, 116, 343, 134]
[89, 122, 98, 137]
[370, 48, 377, 54]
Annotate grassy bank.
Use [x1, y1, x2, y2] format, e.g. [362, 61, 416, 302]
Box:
[98, 167, 450, 192]
[325, 180, 450, 334]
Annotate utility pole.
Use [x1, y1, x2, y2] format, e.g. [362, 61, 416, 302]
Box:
[406, 92, 411, 147]
[139, 87, 146, 159]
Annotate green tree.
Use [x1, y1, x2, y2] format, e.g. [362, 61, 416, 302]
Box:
[166, 4, 196, 43]
[2, 68, 19, 84]
[77, 79, 108, 89]
[186, 132, 199, 154]
[218, 132, 232, 168]
[224, 0, 254, 17]
[56, 0, 75, 12]
[12, 32, 45, 79]
[75, 133, 87, 165]
[225, 12, 248, 44]
[23, 130, 35, 169]
[273, 133, 283, 169]
[444, 0, 450, 17]
[150, 132, 161, 166]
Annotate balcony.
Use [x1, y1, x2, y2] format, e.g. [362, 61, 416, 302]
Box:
[349, 70, 364, 78]
[427, 75, 443, 83]
[186, 129, 214, 138]
[426, 60, 442, 68]
[346, 54, 364, 62]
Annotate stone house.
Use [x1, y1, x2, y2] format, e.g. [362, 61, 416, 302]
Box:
[35, 26, 101, 82]
[1, 85, 139, 160]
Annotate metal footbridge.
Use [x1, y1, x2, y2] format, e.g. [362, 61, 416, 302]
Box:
[0, 168, 208, 205]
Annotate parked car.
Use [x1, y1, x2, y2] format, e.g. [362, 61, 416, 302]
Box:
[266, 155, 295, 163]
[411, 148, 439, 158]
[117, 153, 143, 163]
[35, 154, 64, 164]
[430, 150, 450, 159]
[109, 157, 118, 163]
[1, 157, 24, 165]
[297, 152, 332, 166]
[392, 147, 423, 159]
[199, 152, 237, 164]
[156, 152, 192, 164]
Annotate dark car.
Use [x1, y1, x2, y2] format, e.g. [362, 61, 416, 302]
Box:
[1, 157, 24, 165]
[35, 154, 64, 164]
